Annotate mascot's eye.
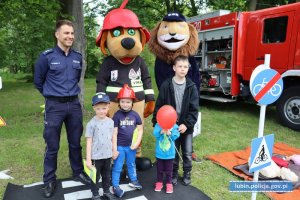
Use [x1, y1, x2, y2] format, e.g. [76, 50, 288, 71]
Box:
[128, 29, 135, 36]
[113, 29, 121, 37]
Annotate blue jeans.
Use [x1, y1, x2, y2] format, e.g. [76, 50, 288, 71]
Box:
[112, 146, 137, 187]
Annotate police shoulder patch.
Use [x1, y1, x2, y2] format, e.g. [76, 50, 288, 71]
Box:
[42, 48, 54, 55]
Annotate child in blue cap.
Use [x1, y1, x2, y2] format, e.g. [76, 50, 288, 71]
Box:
[85, 92, 116, 200]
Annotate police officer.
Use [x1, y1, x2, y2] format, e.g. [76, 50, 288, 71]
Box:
[34, 19, 90, 198]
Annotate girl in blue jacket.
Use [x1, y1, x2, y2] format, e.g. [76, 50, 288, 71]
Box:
[153, 123, 180, 194]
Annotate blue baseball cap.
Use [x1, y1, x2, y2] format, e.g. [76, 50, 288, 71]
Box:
[92, 92, 110, 106]
[163, 11, 186, 22]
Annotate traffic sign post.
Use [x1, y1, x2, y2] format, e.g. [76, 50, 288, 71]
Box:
[249, 54, 283, 200]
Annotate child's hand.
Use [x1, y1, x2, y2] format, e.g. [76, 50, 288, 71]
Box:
[86, 159, 93, 170]
[130, 143, 139, 150]
[161, 129, 169, 134]
[166, 130, 171, 135]
[178, 124, 187, 134]
[112, 150, 119, 160]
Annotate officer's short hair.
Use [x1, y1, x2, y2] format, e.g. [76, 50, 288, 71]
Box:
[55, 19, 74, 32]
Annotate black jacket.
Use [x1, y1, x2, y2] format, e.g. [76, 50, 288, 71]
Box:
[152, 78, 199, 135]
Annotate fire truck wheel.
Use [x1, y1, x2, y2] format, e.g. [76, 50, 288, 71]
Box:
[276, 86, 300, 131]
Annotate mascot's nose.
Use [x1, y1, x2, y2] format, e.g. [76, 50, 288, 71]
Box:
[170, 33, 176, 36]
[121, 37, 135, 50]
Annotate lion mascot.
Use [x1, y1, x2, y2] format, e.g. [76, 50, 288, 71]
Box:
[95, 0, 155, 163]
[148, 11, 200, 90]
[148, 12, 201, 162]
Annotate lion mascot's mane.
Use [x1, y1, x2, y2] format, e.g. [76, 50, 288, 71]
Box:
[148, 22, 199, 64]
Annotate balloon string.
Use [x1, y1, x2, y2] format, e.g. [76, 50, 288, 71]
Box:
[168, 135, 183, 162]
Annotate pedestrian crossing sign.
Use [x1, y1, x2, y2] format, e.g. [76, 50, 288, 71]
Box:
[249, 134, 274, 173]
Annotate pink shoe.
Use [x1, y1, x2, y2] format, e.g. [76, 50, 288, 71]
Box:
[166, 183, 173, 194]
[154, 182, 163, 192]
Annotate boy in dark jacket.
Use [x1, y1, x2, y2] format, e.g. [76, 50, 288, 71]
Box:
[152, 55, 199, 186]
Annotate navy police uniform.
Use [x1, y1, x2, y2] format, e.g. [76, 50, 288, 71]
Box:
[34, 45, 83, 184]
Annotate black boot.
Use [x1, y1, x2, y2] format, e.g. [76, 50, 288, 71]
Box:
[182, 171, 191, 186]
[43, 181, 56, 198]
[102, 192, 117, 200]
[172, 171, 178, 186]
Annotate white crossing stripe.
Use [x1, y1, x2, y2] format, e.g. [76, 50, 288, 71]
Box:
[23, 182, 43, 188]
[126, 195, 148, 200]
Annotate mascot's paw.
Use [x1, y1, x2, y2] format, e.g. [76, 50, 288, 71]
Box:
[135, 157, 152, 171]
[144, 101, 155, 118]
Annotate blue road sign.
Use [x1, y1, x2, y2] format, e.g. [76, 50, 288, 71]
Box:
[250, 69, 283, 105]
[249, 134, 274, 173]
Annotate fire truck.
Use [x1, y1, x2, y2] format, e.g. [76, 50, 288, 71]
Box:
[188, 3, 300, 131]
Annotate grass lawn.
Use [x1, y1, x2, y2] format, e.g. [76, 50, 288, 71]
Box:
[0, 74, 299, 200]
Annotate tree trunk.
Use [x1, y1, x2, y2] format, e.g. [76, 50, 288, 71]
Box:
[173, 0, 177, 11]
[190, 0, 197, 16]
[248, 0, 257, 11]
[165, 0, 171, 12]
[59, 0, 87, 109]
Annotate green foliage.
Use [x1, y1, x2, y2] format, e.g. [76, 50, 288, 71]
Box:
[0, 0, 294, 78]
[206, 0, 290, 11]
[103, 0, 206, 29]
[98, 0, 167, 29]
[255, 0, 288, 9]
[83, 3, 104, 78]
[206, 0, 248, 11]
[0, 0, 60, 74]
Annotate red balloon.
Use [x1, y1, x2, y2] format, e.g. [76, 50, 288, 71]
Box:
[157, 105, 177, 129]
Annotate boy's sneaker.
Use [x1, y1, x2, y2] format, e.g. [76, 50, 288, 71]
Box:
[166, 183, 173, 194]
[129, 180, 142, 190]
[113, 186, 124, 198]
[102, 192, 117, 200]
[154, 182, 163, 192]
[92, 194, 101, 200]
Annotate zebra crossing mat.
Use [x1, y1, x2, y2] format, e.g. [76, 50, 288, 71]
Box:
[3, 164, 211, 200]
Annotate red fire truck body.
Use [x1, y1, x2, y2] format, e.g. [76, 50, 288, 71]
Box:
[189, 3, 300, 130]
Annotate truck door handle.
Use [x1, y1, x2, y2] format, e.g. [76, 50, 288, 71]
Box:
[256, 56, 264, 60]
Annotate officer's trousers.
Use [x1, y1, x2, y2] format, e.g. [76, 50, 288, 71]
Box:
[43, 98, 83, 184]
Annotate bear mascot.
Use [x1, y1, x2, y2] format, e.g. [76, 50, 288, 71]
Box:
[95, 0, 154, 170]
[148, 11, 201, 162]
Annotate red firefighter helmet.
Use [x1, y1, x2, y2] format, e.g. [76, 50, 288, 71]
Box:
[96, 0, 150, 47]
[117, 84, 136, 100]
